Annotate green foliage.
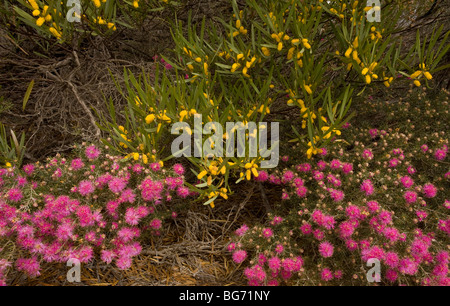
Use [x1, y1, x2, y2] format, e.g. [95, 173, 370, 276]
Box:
[97, 0, 449, 207]
[0, 122, 26, 168]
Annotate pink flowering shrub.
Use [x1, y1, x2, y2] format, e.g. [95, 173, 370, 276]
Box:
[228, 91, 449, 286]
[0, 143, 193, 284]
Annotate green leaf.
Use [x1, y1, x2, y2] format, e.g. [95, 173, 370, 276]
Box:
[23, 79, 34, 111]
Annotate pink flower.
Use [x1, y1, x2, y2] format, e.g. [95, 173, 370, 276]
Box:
[313, 170, 324, 181]
[23, 164, 35, 176]
[345, 239, 358, 251]
[124, 208, 140, 225]
[282, 171, 294, 183]
[361, 245, 385, 262]
[255, 170, 268, 182]
[232, 250, 247, 264]
[388, 158, 399, 168]
[339, 221, 355, 238]
[421, 144, 429, 152]
[436, 251, 449, 264]
[16, 257, 40, 277]
[100, 250, 116, 264]
[85, 145, 100, 160]
[271, 216, 283, 226]
[404, 191, 417, 204]
[346, 205, 361, 220]
[235, 224, 249, 236]
[366, 201, 380, 213]
[300, 223, 312, 235]
[176, 186, 190, 198]
[150, 219, 162, 230]
[434, 148, 447, 161]
[141, 178, 164, 202]
[444, 200, 450, 209]
[282, 258, 301, 273]
[262, 228, 273, 238]
[383, 227, 400, 242]
[78, 180, 95, 196]
[108, 177, 127, 194]
[173, 163, 185, 175]
[71, 158, 84, 170]
[407, 166, 416, 175]
[313, 229, 325, 241]
[416, 210, 427, 221]
[268, 257, 281, 272]
[342, 163, 353, 174]
[360, 179, 374, 196]
[400, 176, 414, 189]
[329, 159, 341, 170]
[150, 162, 161, 172]
[329, 188, 344, 202]
[398, 258, 418, 275]
[275, 244, 284, 254]
[7, 188, 23, 202]
[319, 241, 334, 258]
[362, 149, 374, 160]
[384, 252, 399, 268]
[317, 161, 327, 170]
[422, 183, 437, 198]
[385, 269, 398, 282]
[55, 223, 75, 241]
[369, 129, 378, 139]
[296, 163, 311, 172]
[295, 186, 308, 198]
[116, 256, 132, 270]
[321, 268, 334, 281]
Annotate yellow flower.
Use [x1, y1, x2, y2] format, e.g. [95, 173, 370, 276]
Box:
[36, 17, 45, 27]
[145, 114, 155, 124]
[302, 38, 311, 49]
[277, 42, 283, 51]
[197, 170, 208, 180]
[410, 70, 422, 79]
[344, 47, 353, 58]
[261, 47, 271, 57]
[304, 84, 313, 95]
[414, 80, 421, 87]
[49, 27, 61, 39]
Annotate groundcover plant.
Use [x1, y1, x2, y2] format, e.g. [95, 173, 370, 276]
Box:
[0, 0, 448, 286]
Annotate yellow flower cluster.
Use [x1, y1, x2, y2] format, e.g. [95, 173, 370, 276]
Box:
[410, 63, 432, 87]
[361, 62, 378, 84]
[232, 11, 248, 37]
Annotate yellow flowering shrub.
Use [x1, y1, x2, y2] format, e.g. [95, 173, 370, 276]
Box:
[100, 0, 449, 207]
[10, 0, 169, 42]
